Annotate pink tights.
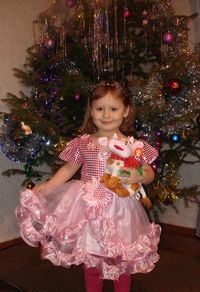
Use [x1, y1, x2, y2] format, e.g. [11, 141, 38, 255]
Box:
[84, 266, 132, 292]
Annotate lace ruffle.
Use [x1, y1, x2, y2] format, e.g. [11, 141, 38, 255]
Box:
[16, 188, 161, 280]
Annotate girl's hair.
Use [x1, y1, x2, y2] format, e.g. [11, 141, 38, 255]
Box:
[80, 80, 136, 135]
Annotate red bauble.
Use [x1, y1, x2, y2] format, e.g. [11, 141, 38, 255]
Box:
[163, 32, 174, 44]
[124, 8, 130, 18]
[166, 79, 181, 95]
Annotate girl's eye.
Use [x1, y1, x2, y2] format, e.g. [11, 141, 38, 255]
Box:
[112, 108, 118, 111]
[96, 108, 103, 111]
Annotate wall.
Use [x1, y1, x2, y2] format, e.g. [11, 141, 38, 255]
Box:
[156, 162, 199, 228]
[0, 0, 199, 243]
[0, 0, 51, 243]
[172, 0, 200, 51]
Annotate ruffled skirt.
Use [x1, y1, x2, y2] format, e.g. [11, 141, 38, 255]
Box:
[16, 177, 161, 280]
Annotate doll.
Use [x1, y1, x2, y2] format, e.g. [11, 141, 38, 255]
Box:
[98, 133, 152, 207]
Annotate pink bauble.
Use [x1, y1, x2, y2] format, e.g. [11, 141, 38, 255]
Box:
[142, 10, 148, 16]
[163, 32, 174, 44]
[74, 93, 81, 101]
[65, 0, 77, 8]
[43, 36, 55, 49]
[142, 19, 149, 26]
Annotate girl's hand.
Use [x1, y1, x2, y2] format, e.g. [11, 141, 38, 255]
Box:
[32, 182, 50, 195]
[120, 164, 155, 185]
[119, 167, 142, 185]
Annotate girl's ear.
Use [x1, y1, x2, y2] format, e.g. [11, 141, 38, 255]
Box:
[123, 105, 130, 118]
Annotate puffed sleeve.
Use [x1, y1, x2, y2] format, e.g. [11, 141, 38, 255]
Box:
[138, 140, 158, 165]
[59, 137, 83, 165]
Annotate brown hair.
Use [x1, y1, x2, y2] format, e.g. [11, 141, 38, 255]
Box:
[80, 80, 136, 135]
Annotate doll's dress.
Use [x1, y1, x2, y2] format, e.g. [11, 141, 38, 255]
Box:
[16, 134, 161, 280]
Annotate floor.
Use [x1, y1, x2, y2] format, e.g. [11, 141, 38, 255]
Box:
[0, 228, 200, 292]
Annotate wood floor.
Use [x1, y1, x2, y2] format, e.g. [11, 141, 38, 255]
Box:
[0, 225, 200, 292]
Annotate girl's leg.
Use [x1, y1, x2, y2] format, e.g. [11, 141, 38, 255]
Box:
[113, 273, 132, 292]
[84, 266, 103, 292]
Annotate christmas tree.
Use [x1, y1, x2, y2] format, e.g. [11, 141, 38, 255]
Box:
[0, 0, 200, 206]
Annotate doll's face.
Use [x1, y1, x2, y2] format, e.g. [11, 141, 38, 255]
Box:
[107, 137, 132, 158]
[98, 134, 144, 158]
[90, 93, 129, 136]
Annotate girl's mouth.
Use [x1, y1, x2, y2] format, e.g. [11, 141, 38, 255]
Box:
[102, 122, 112, 125]
[101, 121, 113, 124]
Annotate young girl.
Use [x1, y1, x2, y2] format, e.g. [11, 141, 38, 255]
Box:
[16, 80, 161, 292]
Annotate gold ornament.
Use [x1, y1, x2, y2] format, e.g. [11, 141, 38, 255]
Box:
[21, 122, 32, 135]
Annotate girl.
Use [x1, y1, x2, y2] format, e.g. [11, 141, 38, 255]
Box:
[16, 80, 161, 292]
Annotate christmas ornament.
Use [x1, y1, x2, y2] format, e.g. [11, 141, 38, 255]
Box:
[26, 181, 35, 189]
[42, 136, 52, 146]
[43, 35, 55, 49]
[163, 32, 174, 44]
[65, 0, 77, 9]
[124, 8, 130, 18]
[73, 93, 81, 101]
[151, 162, 157, 172]
[170, 133, 180, 143]
[166, 79, 181, 95]
[142, 10, 148, 17]
[142, 19, 149, 26]
[142, 10, 149, 26]
[21, 122, 32, 135]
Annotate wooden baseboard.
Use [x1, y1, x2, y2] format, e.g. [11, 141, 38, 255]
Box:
[161, 223, 196, 237]
[0, 237, 23, 251]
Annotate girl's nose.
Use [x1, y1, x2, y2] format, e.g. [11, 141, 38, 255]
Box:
[103, 109, 111, 118]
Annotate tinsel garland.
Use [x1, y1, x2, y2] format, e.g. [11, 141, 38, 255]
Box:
[134, 49, 200, 138]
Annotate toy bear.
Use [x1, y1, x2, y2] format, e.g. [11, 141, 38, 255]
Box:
[98, 133, 152, 207]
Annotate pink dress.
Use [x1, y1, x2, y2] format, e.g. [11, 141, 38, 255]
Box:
[16, 134, 161, 280]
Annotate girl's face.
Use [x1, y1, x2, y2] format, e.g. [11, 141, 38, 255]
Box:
[90, 93, 130, 136]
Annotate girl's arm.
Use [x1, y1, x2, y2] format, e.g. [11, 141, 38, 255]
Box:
[139, 164, 155, 184]
[120, 164, 155, 185]
[33, 162, 82, 194]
